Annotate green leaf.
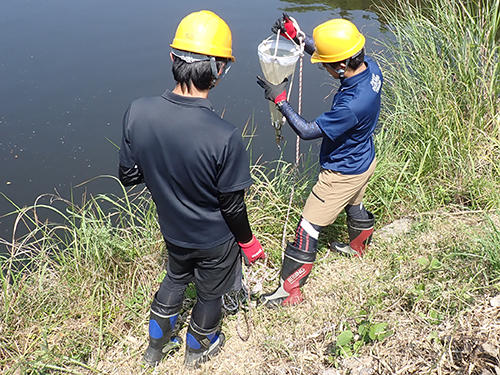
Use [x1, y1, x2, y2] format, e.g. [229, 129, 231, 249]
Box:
[339, 345, 353, 357]
[336, 330, 354, 347]
[185, 283, 197, 299]
[358, 321, 370, 338]
[355, 310, 368, 324]
[417, 257, 429, 267]
[428, 309, 443, 324]
[369, 323, 388, 341]
[427, 331, 439, 342]
[353, 340, 364, 353]
[429, 258, 442, 270]
[415, 283, 425, 292]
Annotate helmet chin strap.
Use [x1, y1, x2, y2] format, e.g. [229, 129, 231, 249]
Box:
[334, 48, 363, 78]
[209, 57, 231, 89]
[209, 57, 219, 89]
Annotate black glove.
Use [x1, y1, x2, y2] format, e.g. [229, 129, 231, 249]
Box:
[257, 76, 288, 104]
[271, 12, 299, 43]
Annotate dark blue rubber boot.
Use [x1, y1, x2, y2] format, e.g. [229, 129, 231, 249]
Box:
[142, 295, 182, 366]
[184, 319, 225, 368]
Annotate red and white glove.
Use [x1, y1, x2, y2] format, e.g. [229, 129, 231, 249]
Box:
[239, 235, 266, 266]
[271, 13, 303, 44]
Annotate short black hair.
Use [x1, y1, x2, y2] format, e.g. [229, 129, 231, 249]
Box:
[328, 48, 365, 71]
[347, 48, 365, 70]
[172, 55, 227, 91]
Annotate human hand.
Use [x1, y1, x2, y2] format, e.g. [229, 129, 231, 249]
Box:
[271, 12, 300, 42]
[256, 76, 288, 104]
[239, 235, 266, 266]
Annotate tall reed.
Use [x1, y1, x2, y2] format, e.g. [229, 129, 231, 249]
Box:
[0, 177, 164, 372]
[373, 0, 500, 213]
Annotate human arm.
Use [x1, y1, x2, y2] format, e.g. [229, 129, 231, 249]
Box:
[302, 35, 315, 56]
[256, 76, 324, 140]
[278, 101, 324, 140]
[118, 105, 145, 186]
[218, 190, 265, 266]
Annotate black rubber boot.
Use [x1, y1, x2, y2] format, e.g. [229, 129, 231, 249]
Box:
[184, 319, 225, 369]
[142, 295, 182, 366]
[260, 243, 317, 308]
[331, 211, 375, 258]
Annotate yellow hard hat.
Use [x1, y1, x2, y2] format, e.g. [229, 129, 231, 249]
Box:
[170, 10, 235, 62]
[310, 19, 365, 64]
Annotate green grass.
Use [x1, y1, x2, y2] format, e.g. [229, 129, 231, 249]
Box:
[372, 0, 500, 215]
[0, 177, 165, 373]
[1, 172, 500, 373]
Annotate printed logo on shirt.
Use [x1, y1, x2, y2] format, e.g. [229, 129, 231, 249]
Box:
[371, 74, 382, 93]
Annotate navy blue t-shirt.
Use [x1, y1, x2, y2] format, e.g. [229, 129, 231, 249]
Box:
[315, 56, 383, 175]
[119, 90, 252, 249]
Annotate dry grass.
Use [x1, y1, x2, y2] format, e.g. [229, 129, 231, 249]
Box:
[3, 210, 497, 375]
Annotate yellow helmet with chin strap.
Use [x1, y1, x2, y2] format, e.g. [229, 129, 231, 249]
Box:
[170, 10, 235, 62]
[310, 19, 365, 64]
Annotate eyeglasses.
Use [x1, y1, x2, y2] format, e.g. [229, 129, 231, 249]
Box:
[319, 62, 339, 70]
[220, 61, 231, 79]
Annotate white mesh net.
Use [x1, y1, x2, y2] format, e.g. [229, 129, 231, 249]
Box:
[258, 37, 301, 142]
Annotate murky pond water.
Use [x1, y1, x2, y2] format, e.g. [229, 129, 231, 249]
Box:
[0, 0, 388, 240]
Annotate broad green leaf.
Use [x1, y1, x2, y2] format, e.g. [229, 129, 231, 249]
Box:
[369, 323, 388, 341]
[427, 331, 439, 341]
[430, 258, 442, 270]
[353, 340, 364, 353]
[358, 321, 370, 338]
[336, 330, 354, 347]
[417, 257, 429, 266]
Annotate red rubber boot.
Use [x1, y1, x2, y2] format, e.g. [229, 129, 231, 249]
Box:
[260, 243, 316, 308]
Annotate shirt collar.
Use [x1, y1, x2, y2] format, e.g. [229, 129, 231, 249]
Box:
[162, 89, 214, 110]
[339, 58, 371, 90]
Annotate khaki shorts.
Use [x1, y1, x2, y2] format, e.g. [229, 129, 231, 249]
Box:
[302, 158, 377, 226]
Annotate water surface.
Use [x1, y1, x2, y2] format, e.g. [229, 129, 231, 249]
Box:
[0, 0, 386, 241]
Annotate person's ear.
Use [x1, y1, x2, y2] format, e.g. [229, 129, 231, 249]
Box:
[218, 62, 226, 76]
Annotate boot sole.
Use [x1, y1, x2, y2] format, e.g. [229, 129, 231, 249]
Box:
[142, 336, 182, 366]
[184, 333, 226, 369]
[330, 242, 357, 257]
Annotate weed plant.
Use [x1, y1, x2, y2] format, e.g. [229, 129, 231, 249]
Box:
[0, 178, 165, 373]
[1, 176, 500, 374]
[373, 0, 500, 215]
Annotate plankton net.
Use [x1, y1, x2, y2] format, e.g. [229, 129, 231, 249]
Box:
[258, 36, 301, 147]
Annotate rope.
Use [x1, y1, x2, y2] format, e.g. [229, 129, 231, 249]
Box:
[280, 41, 304, 251]
[231, 31, 305, 340]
